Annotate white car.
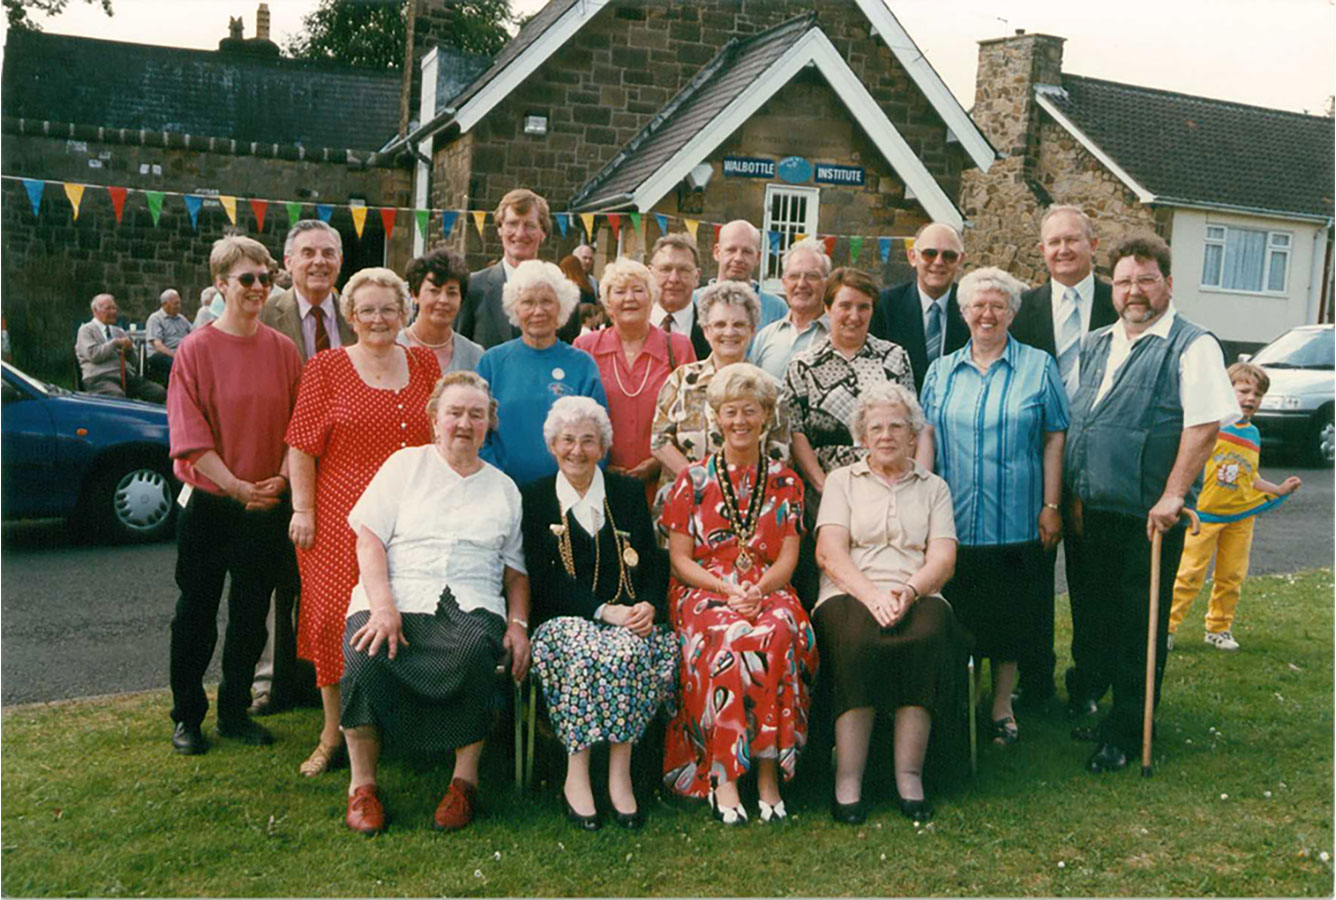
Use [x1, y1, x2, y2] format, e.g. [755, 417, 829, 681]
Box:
[1244, 324, 1334, 465]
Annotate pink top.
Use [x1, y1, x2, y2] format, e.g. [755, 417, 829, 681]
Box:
[167, 323, 302, 495]
[574, 325, 695, 470]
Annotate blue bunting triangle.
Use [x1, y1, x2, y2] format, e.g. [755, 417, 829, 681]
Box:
[554, 212, 569, 238]
[654, 213, 669, 235]
[878, 237, 893, 263]
[316, 204, 333, 223]
[22, 179, 44, 217]
[440, 210, 458, 237]
[183, 195, 203, 230]
[768, 230, 780, 254]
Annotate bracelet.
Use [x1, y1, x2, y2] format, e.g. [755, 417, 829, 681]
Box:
[292, 507, 314, 514]
[1043, 502, 1060, 511]
[509, 616, 529, 630]
[905, 581, 920, 599]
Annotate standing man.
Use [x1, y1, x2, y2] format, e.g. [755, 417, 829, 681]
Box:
[261, 220, 353, 362]
[693, 220, 787, 331]
[869, 222, 969, 392]
[649, 233, 710, 361]
[1064, 235, 1238, 773]
[1011, 205, 1119, 712]
[457, 188, 579, 348]
[145, 288, 192, 382]
[748, 238, 830, 380]
[75, 293, 167, 402]
[574, 241, 598, 295]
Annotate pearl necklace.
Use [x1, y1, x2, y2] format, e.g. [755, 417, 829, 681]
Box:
[611, 345, 653, 398]
[409, 322, 453, 349]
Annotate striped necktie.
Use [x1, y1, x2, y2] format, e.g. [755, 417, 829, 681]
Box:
[924, 301, 943, 363]
[1056, 286, 1082, 395]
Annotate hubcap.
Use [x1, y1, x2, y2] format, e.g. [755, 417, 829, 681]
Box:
[113, 469, 172, 532]
[1319, 420, 1335, 465]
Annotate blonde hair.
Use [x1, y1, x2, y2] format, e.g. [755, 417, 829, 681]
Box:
[598, 257, 660, 309]
[209, 235, 274, 281]
[1227, 361, 1270, 395]
[339, 267, 411, 323]
[706, 362, 778, 416]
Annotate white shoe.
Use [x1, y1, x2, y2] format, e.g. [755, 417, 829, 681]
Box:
[758, 798, 787, 823]
[708, 789, 748, 826]
[1204, 631, 1240, 651]
[1166, 634, 1175, 651]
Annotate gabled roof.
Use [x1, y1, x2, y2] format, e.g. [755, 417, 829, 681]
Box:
[1036, 75, 1334, 222]
[568, 17, 963, 227]
[1, 29, 401, 151]
[439, 0, 581, 114]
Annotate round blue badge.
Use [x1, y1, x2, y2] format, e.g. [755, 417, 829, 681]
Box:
[777, 156, 813, 184]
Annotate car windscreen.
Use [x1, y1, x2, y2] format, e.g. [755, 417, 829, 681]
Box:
[1252, 330, 1335, 370]
[0, 363, 54, 396]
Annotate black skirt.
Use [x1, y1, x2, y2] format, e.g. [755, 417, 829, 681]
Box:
[340, 589, 506, 756]
[942, 541, 1047, 661]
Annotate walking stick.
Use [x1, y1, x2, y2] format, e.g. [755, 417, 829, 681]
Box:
[1142, 507, 1201, 776]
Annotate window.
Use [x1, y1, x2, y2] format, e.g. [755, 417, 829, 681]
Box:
[761, 185, 820, 283]
[1201, 224, 1291, 294]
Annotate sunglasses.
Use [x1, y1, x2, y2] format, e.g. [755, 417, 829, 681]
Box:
[917, 248, 960, 263]
[230, 271, 273, 288]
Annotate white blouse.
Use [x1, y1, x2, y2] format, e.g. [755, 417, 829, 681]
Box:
[346, 445, 525, 619]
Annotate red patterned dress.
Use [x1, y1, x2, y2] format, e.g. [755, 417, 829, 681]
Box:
[284, 346, 440, 686]
[660, 454, 818, 798]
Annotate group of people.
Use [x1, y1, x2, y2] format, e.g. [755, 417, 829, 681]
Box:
[160, 186, 1288, 839]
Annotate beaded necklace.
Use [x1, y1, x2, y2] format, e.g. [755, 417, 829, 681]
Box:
[714, 450, 768, 572]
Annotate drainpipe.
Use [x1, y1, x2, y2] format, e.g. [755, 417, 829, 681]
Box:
[412, 47, 441, 260]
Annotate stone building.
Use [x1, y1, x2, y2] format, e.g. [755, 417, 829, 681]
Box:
[962, 30, 1334, 350]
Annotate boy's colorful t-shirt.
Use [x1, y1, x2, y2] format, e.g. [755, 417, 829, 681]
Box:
[1196, 421, 1286, 522]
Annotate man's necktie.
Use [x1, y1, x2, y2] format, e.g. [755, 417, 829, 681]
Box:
[104, 325, 112, 339]
[311, 308, 331, 354]
[1056, 287, 1082, 395]
[660, 313, 674, 333]
[924, 301, 943, 363]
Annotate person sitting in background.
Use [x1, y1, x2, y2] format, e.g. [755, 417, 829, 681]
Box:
[145, 288, 192, 381]
[75, 293, 166, 402]
[398, 248, 484, 373]
[193, 286, 223, 329]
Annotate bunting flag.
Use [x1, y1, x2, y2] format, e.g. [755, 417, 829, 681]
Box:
[219, 195, 238, 225]
[350, 205, 368, 238]
[629, 212, 642, 239]
[793, 232, 807, 244]
[107, 186, 128, 224]
[904, 237, 915, 254]
[379, 207, 396, 236]
[441, 210, 458, 237]
[579, 213, 595, 239]
[22, 179, 44, 217]
[768, 230, 781, 255]
[62, 183, 85, 221]
[849, 235, 863, 264]
[316, 204, 333, 223]
[712, 223, 722, 243]
[145, 191, 166, 226]
[183, 195, 204, 230]
[607, 213, 622, 240]
[471, 209, 487, 238]
[654, 213, 668, 235]
[822, 235, 838, 257]
[878, 237, 893, 263]
[415, 209, 430, 240]
[285, 202, 303, 227]
[684, 218, 699, 241]
[249, 199, 268, 232]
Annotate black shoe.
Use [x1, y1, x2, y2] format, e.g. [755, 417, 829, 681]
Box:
[217, 716, 275, 746]
[898, 797, 934, 823]
[611, 802, 644, 830]
[1070, 724, 1100, 742]
[563, 793, 602, 831]
[831, 796, 867, 825]
[1064, 668, 1098, 719]
[1086, 742, 1129, 773]
[171, 722, 209, 755]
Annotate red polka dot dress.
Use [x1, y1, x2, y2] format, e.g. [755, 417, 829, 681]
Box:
[284, 346, 440, 687]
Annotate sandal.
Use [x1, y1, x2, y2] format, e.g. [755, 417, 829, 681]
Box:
[991, 716, 1019, 747]
[299, 740, 345, 777]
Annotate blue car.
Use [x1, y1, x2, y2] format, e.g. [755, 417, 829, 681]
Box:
[2, 361, 177, 542]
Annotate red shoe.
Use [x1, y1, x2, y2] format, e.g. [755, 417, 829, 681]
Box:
[432, 778, 478, 831]
[346, 784, 385, 835]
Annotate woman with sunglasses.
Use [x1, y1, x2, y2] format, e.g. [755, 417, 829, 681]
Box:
[284, 268, 441, 778]
[165, 235, 303, 756]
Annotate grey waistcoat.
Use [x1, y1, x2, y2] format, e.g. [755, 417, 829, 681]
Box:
[1064, 314, 1213, 518]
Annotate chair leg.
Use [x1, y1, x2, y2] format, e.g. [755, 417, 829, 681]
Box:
[513, 681, 523, 792]
[525, 679, 537, 791]
[967, 655, 978, 777]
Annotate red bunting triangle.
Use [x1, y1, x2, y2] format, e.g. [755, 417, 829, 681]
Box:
[822, 235, 838, 256]
[379, 207, 396, 236]
[249, 199, 268, 232]
[107, 186, 128, 224]
[712, 223, 722, 243]
[607, 213, 621, 240]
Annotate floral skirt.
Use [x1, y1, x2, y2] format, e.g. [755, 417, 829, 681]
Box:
[531, 616, 678, 753]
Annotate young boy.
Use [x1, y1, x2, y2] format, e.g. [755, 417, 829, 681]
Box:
[1168, 362, 1302, 651]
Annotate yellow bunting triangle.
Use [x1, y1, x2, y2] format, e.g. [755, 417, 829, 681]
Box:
[684, 218, 699, 241]
[579, 213, 595, 239]
[793, 232, 807, 244]
[350, 205, 368, 239]
[472, 210, 487, 238]
[904, 237, 915, 253]
[63, 183, 85, 220]
[219, 195, 238, 225]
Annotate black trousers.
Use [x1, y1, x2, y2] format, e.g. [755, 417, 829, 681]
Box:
[169, 489, 289, 728]
[1066, 509, 1186, 754]
[1016, 542, 1063, 702]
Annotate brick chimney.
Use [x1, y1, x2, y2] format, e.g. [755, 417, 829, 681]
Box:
[972, 30, 1065, 174]
[256, 3, 270, 42]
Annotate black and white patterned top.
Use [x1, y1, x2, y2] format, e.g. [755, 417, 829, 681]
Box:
[781, 333, 913, 474]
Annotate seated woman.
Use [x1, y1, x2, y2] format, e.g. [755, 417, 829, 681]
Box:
[814, 383, 962, 825]
[339, 371, 531, 836]
[523, 397, 677, 831]
[661, 363, 817, 825]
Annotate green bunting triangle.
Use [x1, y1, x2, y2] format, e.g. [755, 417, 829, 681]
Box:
[849, 235, 863, 264]
[285, 202, 303, 226]
[145, 191, 165, 226]
[415, 209, 430, 240]
[629, 212, 642, 237]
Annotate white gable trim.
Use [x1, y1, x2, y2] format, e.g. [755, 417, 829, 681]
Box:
[856, 0, 995, 172]
[1034, 91, 1157, 204]
[627, 28, 962, 228]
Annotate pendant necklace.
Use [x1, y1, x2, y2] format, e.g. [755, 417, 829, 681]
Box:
[715, 450, 767, 572]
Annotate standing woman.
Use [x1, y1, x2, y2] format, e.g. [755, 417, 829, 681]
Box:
[560, 254, 598, 307]
[918, 266, 1069, 746]
[661, 363, 817, 824]
[575, 258, 696, 502]
[398, 248, 484, 373]
[166, 235, 302, 754]
[285, 268, 440, 777]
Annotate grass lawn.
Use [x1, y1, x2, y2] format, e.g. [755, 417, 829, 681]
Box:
[3, 568, 1332, 897]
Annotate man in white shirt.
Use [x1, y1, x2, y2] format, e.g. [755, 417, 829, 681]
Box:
[649, 233, 709, 361]
[749, 238, 830, 380]
[261, 220, 353, 362]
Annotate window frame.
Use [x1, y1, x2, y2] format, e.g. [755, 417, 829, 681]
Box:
[1200, 223, 1292, 296]
[761, 184, 821, 285]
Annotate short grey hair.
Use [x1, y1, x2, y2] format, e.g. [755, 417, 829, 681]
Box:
[199, 286, 218, 304]
[159, 288, 180, 305]
[782, 238, 831, 277]
[705, 362, 778, 416]
[283, 219, 343, 257]
[90, 293, 115, 313]
[957, 266, 1026, 315]
[851, 382, 926, 443]
[1040, 204, 1094, 239]
[339, 267, 411, 323]
[695, 280, 760, 331]
[543, 396, 613, 451]
[502, 259, 580, 329]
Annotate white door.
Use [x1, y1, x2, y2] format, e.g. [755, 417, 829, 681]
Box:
[761, 184, 820, 289]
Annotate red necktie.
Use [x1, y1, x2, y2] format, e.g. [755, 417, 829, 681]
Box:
[311, 308, 330, 354]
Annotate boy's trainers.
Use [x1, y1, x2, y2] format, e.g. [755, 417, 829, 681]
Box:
[1204, 631, 1240, 651]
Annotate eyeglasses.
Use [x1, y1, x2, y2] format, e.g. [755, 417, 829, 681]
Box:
[230, 271, 273, 288]
[783, 271, 825, 283]
[354, 306, 402, 321]
[917, 248, 960, 263]
[1112, 275, 1164, 291]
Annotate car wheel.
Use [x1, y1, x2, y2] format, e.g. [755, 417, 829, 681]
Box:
[81, 462, 176, 543]
[1312, 407, 1335, 467]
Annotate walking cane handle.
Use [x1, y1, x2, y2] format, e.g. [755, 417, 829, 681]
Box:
[1181, 508, 1201, 535]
